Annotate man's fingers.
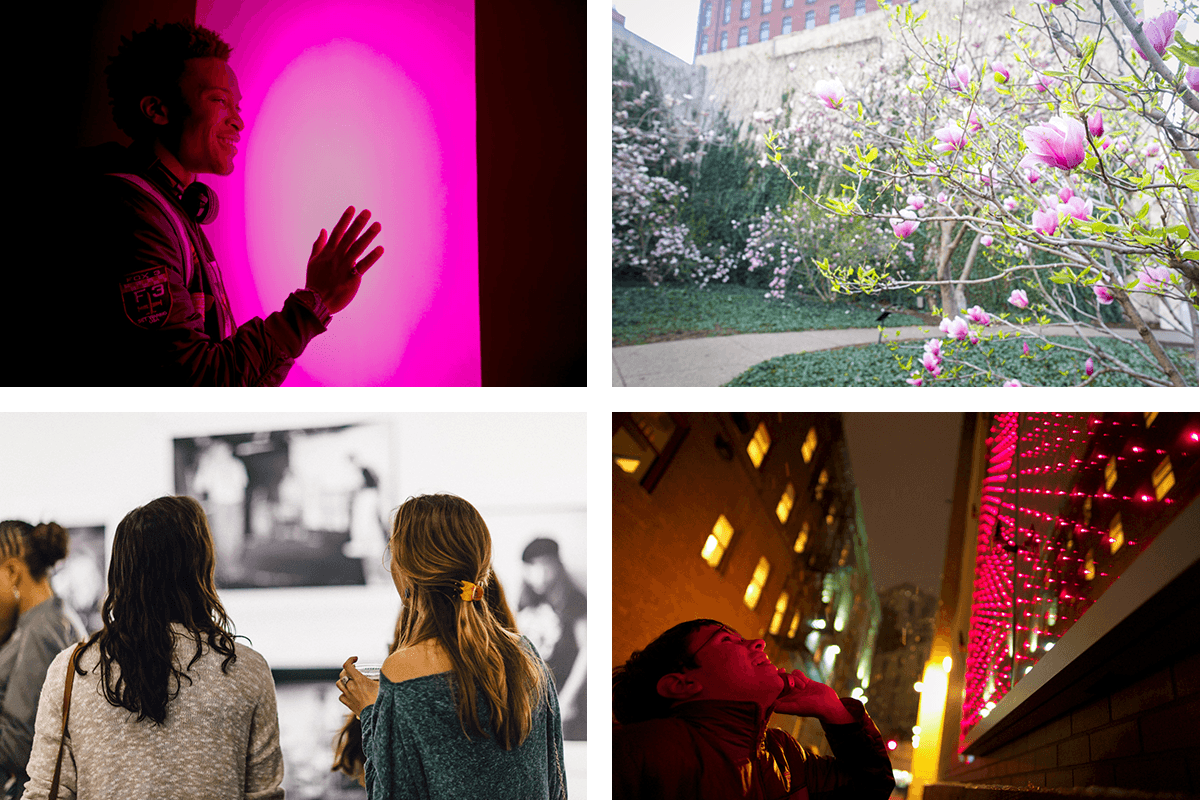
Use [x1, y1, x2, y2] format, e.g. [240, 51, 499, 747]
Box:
[339, 209, 372, 254]
[329, 206, 356, 248]
[356, 247, 384, 276]
[312, 229, 326, 255]
[346, 222, 381, 263]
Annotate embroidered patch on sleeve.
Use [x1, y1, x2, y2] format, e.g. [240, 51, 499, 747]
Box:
[120, 267, 173, 329]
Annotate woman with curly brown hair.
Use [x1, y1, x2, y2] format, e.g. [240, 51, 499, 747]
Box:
[335, 494, 567, 799]
[0, 521, 85, 800]
[20, 496, 284, 799]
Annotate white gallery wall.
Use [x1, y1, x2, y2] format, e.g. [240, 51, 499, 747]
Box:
[0, 412, 586, 670]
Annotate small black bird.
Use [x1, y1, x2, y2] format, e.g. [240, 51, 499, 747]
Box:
[875, 309, 892, 323]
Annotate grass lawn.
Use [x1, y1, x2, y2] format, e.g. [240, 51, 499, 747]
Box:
[613, 284, 926, 346]
[725, 335, 1198, 387]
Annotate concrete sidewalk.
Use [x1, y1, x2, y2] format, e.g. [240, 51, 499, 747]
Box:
[611, 325, 1195, 387]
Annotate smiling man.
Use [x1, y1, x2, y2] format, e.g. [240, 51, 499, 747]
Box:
[613, 619, 895, 800]
[60, 20, 385, 386]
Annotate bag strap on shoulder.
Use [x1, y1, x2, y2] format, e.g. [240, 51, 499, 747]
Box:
[48, 643, 84, 800]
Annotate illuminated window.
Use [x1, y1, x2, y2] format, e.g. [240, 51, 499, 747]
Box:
[802, 427, 818, 463]
[788, 610, 801, 638]
[747, 421, 771, 468]
[1152, 455, 1175, 500]
[613, 413, 680, 486]
[776, 482, 795, 523]
[1144, 411, 1158, 427]
[1082, 495, 1093, 524]
[781, 15, 793, 32]
[744, 556, 771, 609]
[826, 503, 837, 526]
[770, 591, 790, 634]
[1083, 548, 1096, 581]
[815, 468, 829, 500]
[1108, 513, 1124, 554]
[793, 521, 809, 553]
[702, 514, 735, 567]
[1105, 456, 1118, 491]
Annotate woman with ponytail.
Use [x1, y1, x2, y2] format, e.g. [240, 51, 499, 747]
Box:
[336, 494, 567, 799]
[20, 496, 284, 799]
[0, 521, 84, 800]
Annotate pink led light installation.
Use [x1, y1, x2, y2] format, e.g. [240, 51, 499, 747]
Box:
[960, 413, 1200, 750]
[197, 0, 478, 385]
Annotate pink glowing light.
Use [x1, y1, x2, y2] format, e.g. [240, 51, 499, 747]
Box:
[198, 0, 479, 385]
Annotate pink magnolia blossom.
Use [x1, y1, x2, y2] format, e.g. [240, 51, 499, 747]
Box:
[906, 375, 924, 386]
[1087, 110, 1104, 138]
[907, 194, 926, 210]
[1032, 208, 1059, 236]
[922, 351, 943, 375]
[1093, 284, 1114, 305]
[976, 162, 997, 186]
[891, 218, 920, 238]
[1048, 0, 1067, 5]
[1058, 196, 1093, 221]
[969, 330, 980, 345]
[1136, 266, 1171, 289]
[1022, 341, 1030, 356]
[1145, 143, 1161, 158]
[944, 316, 970, 341]
[1008, 289, 1030, 308]
[1003, 379, 1023, 387]
[813, 78, 847, 109]
[1057, 185, 1074, 203]
[1188, 67, 1199, 93]
[937, 192, 952, 205]
[993, 64, 1010, 84]
[1003, 196, 1019, 212]
[924, 338, 943, 359]
[1034, 73, 1060, 92]
[1020, 116, 1087, 172]
[980, 235, 994, 246]
[1025, 167, 1042, 184]
[1084, 357, 1095, 377]
[933, 121, 969, 153]
[966, 110, 984, 132]
[1131, 10, 1178, 60]
[966, 305, 991, 326]
[946, 65, 972, 93]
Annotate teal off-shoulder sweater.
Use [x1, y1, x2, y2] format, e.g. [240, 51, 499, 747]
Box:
[359, 637, 567, 799]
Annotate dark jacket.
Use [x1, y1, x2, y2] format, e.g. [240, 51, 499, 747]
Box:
[613, 697, 895, 800]
[37, 142, 330, 386]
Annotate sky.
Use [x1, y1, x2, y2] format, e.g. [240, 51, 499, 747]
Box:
[843, 413, 962, 597]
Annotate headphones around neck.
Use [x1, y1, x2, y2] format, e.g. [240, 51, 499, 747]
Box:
[145, 155, 220, 225]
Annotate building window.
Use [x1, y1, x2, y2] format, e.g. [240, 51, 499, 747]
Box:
[702, 514, 735, 568]
[744, 556, 771, 609]
[793, 521, 809, 553]
[741, 0, 752, 18]
[815, 468, 829, 499]
[826, 502, 837, 527]
[762, 0, 773, 12]
[776, 482, 795, 523]
[720, 30, 729, 49]
[612, 413, 686, 491]
[769, 591, 790, 634]
[747, 421, 771, 467]
[829, 4, 840, 22]
[705, 2, 713, 26]
[760, 20, 771, 40]
[699, 35, 709, 54]
[1144, 411, 1158, 427]
[724, 0, 732, 23]
[1108, 513, 1124, 554]
[802, 426, 818, 462]
[738, 25, 749, 45]
[1152, 455, 1175, 499]
[787, 610, 802, 638]
[784, 0, 794, 7]
[855, 0, 866, 13]
[1105, 455, 1118, 490]
[782, 15, 793, 32]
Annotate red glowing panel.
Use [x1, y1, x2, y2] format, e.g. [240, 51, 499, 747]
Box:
[197, 0, 478, 385]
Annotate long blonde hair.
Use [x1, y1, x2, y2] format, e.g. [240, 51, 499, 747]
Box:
[390, 494, 549, 749]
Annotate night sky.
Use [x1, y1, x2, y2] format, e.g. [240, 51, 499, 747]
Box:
[842, 413, 962, 597]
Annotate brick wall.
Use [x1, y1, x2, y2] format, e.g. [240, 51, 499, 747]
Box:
[938, 650, 1200, 793]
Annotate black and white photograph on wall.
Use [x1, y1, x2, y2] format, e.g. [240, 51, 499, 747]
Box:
[50, 524, 106, 635]
[173, 424, 391, 589]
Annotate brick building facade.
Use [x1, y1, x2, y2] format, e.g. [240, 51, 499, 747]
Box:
[694, 0, 884, 57]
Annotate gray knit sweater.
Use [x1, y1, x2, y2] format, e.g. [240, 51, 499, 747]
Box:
[360, 636, 567, 799]
[20, 624, 283, 800]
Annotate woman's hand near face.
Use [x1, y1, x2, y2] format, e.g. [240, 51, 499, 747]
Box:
[337, 656, 379, 718]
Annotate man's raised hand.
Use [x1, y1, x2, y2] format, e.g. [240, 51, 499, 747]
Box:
[305, 206, 385, 314]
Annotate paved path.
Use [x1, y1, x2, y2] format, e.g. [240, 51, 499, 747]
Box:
[612, 325, 1195, 387]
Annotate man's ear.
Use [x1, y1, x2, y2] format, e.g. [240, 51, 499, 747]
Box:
[657, 671, 703, 701]
[139, 95, 171, 127]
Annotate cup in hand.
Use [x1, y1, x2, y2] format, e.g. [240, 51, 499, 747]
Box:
[356, 663, 383, 681]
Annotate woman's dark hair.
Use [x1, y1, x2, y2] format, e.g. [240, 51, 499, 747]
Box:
[612, 618, 725, 725]
[105, 19, 233, 143]
[0, 520, 70, 580]
[76, 496, 239, 726]
[331, 569, 522, 782]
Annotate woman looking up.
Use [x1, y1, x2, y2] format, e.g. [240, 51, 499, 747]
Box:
[21, 496, 284, 800]
[0, 521, 85, 800]
[337, 493, 567, 799]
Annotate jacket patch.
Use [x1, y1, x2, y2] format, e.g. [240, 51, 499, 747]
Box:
[120, 267, 172, 329]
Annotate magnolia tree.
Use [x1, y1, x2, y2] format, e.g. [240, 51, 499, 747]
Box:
[762, 0, 1198, 386]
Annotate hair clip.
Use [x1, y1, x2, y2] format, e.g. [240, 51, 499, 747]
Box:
[459, 580, 484, 602]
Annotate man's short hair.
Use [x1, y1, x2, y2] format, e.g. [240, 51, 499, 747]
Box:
[612, 618, 725, 725]
[521, 537, 560, 563]
[105, 19, 233, 143]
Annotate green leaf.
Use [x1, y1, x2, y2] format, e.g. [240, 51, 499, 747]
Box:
[1083, 154, 1098, 170]
[1136, 202, 1150, 220]
[1182, 250, 1199, 261]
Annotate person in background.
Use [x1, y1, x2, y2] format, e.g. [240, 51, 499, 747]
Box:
[335, 494, 566, 799]
[20, 496, 284, 799]
[612, 619, 895, 800]
[517, 537, 587, 740]
[0, 522, 85, 800]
